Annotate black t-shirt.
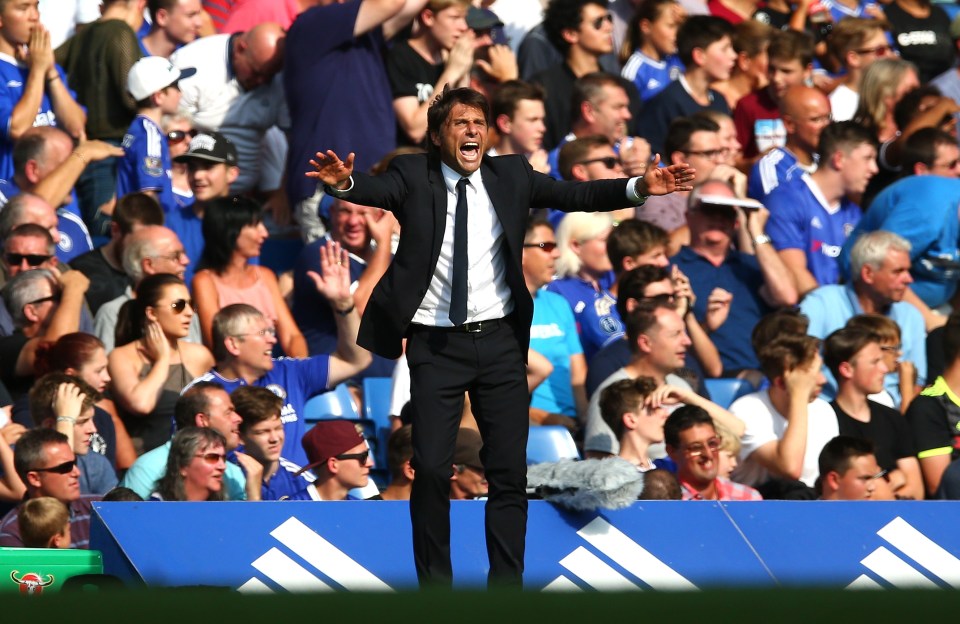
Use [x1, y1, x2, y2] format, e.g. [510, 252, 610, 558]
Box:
[752, 6, 790, 30]
[906, 385, 960, 461]
[384, 40, 443, 146]
[832, 399, 916, 471]
[0, 332, 31, 402]
[884, 2, 954, 83]
[69, 247, 129, 316]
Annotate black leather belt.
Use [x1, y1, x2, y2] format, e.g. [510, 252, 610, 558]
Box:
[414, 318, 502, 334]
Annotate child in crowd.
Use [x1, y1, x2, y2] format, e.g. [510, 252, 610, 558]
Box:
[621, 0, 686, 101]
[19, 497, 70, 549]
[117, 56, 197, 213]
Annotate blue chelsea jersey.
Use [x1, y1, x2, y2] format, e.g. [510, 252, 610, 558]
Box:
[188, 356, 332, 467]
[117, 115, 177, 212]
[0, 55, 73, 180]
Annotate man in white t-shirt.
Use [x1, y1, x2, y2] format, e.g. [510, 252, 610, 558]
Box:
[826, 19, 891, 122]
[584, 298, 744, 458]
[731, 333, 839, 490]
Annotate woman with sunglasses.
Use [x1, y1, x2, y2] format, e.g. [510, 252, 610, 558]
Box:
[33, 333, 137, 471]
[151, 427, 227, 501]
[109, 274, 214, 455]
[162, 115, 195, 209]
[193, 196, 308, 357]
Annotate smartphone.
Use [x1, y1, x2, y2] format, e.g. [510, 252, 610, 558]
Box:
[697, 194, 764, 212]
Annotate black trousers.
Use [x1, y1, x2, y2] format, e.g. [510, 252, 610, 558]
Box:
[405, 318, 529, 587]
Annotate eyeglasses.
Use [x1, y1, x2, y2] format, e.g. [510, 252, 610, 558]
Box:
[576, 156, 619, 169]
[880, 344, 902, 353]
[854, 44, 892, 57]
[168, 298, 194, 314]
[523, 241, 558, 252]
[195, 452, 226, 465]
[4, 252, 52, 267]
[26, 292, 61, 307]
[167, 130, 196, 145]
[32, 459, 77, 474]
[681, 437, 722, 457]
[590, 13, 613, 29]
[148, 249, 188, 263]
[335, 450, 369, 464]
[855, 469, 889, 483]
[233, 326, 277, 339]
[687, 148, 730, 161]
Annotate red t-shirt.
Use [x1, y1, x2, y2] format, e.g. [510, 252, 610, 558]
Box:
[733, 87, 784, 159]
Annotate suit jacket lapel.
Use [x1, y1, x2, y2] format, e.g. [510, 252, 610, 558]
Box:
[428, 158, 448, 275]
[482, 160, 518, 258]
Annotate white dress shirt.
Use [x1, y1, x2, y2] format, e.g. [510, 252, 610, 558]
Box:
[412, 163, 513, 326]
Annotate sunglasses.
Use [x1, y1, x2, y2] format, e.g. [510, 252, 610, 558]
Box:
[577, 156, 619, 169]
[681, 437, 723, 457]
[4, 252, 52, 267]
[335, 450, 369, 464]
[233, 326, 277, 339]
[854, 44, 892, 57]
[195, 452, 226, 465]
[523, 241, 558, 252]
[167, 130, 196, 145]
[169, 298, 194, 314]
[26, 292, 61, 307]
[590, 13, 613, 29]
[32, 459, 77, 474]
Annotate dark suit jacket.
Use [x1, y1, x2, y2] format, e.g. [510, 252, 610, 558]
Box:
[343, 153, 638, 360]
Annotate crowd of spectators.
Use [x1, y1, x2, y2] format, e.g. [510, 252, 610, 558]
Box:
[3, 0, 960, 550]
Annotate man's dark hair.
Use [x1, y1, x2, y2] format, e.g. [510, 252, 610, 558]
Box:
[894, 85, 944, 133]
[174, 381, 225, 430]
[525, 215, 554, 239]
[663, 404, 714, 447]
[569, 72, 624, 125]
[900, 127, 955, 175]
[233, 385, 283, 434]
[664, 115, 720, 159]
[148, 0, 179, 22]
[14, 429, 69, 483]
[767, 29, 814, 67]
[818, 435, 875, 479]
[4, 223, 55, 255]
[943, 309, 960, 364]
[638, 468, 681, 499]
[599, 376, 658, 440]
[817, 120, 877, 162]
[677, 15, 734, 67]
[823, 326, 882, 380]
[543, 0, 610, 56]
[426, 87, 490, 156]
[103, 486, 144, 502]
[557, 134, 612, 181]
[114, 192, 165, 236]
[616, 265, 670, 319]
[750, 308, 809, 356]
[13, 132, 48, 179]
[29, 373, 99, 428]
[625, 297, 677, 355]
[491, 80, 544, 122]
[606, 219, 669, 275]
[756, 334, 821, 381]
[387, 424, 414, 481]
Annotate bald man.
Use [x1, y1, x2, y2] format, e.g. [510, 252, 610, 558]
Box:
[748, 85, 831, 204]
[93, 225, 200, 351]
[171, 23, 289, 204]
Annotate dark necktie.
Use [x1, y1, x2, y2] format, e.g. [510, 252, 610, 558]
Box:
[449, 177, 469, 326]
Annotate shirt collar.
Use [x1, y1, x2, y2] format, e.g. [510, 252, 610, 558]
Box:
[440, 161, 483, 193]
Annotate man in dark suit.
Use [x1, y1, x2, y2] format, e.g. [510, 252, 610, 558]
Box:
[308, 87, 694, 587]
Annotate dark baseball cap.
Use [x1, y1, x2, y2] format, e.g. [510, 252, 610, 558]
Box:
[467, 7, 503, 31]
[173, 131, 238, 166]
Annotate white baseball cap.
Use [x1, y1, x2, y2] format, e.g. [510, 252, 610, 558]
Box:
[127, 56, 197, 101]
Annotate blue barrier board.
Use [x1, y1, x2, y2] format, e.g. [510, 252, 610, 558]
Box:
[90, 501, 960, 591]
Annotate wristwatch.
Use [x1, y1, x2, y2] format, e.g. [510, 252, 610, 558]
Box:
[753, 233, 771, 247]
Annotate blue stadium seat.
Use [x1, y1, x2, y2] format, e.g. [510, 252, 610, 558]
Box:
[703, 378, 754, 410]
[303, 384, 360, 422]
[362, 377, 393, 470]
[526, 426, 580, 465]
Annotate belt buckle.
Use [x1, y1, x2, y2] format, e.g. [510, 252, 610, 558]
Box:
[464, 321, 483, 333]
